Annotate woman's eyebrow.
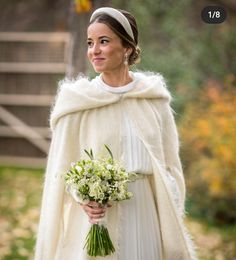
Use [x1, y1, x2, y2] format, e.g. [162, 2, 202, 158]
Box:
[87, 36, 112, 40]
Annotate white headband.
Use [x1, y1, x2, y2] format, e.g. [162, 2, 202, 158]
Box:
[90, 7, 135, 41]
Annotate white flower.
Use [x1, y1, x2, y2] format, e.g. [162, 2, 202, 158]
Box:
[75, 165, 82, 172]
[106, 164, 113, 170]
[89, 182, 104, 202]
[71, 162, 76, 167]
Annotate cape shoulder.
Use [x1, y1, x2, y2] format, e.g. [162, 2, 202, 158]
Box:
[130, 71, 171, 101]
[50, 76, 120, 130]
[50, 72, 172, 130]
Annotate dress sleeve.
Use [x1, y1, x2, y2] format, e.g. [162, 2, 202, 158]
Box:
[66, 184, 84, 204]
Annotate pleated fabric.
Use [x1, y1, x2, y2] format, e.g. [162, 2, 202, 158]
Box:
[96, 77, 163, 259]
[118, 178, 163, 260]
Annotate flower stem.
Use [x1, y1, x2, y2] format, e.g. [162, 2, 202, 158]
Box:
[84, 224, 115, 256]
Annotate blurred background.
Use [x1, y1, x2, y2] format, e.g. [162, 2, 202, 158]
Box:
[0, 0, 235, 259]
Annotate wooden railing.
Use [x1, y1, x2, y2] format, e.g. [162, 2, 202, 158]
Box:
[0, 32, 70, 168]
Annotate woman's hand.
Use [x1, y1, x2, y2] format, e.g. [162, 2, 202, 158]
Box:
[81, 201, 111, 224]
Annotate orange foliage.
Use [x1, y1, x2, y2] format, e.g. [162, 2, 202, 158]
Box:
[74, 0, 92, 13]
[180, 76, 236, 223]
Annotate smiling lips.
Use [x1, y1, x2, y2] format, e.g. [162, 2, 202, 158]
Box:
[92, 57, 105, 64]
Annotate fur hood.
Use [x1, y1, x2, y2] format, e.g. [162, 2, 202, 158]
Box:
[50, 71, 171, 130]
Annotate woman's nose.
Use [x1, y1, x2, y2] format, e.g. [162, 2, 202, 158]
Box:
[92, 43, 101, 54]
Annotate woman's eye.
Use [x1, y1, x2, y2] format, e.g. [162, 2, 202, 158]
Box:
[87, 41, 93, 47]
[101, 39, 109, 44]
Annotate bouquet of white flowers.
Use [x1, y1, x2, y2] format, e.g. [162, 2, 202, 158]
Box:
[65, 145, 136, 257]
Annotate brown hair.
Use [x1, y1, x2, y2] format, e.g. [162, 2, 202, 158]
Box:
[89, 9, 141, 65]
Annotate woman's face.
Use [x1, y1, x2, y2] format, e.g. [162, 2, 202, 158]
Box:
[87, 22, 127, 73]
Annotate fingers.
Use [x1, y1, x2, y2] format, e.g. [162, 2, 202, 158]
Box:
[87, 201, 101, 208]
[80, 201, 113, 224]
[83, 204, 106, 216]
[82, 202, 107, 223]
[87, 213, 105, 223]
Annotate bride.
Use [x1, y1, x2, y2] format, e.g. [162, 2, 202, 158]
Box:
[35, 7, 197, 260]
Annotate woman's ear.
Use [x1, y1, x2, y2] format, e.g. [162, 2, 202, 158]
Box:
[124, 47, 132, 56]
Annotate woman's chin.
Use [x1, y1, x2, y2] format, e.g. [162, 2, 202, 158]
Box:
[92, 66, 104, 73]
[94, 69, 103, 73]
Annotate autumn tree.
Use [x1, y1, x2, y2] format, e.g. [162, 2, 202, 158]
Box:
[180, 75, 236, 224]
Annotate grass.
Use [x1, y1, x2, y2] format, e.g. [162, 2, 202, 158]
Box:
[186, 218, 236, 260]
[0, 166, 235, 259]
[0, 167, 44, 260]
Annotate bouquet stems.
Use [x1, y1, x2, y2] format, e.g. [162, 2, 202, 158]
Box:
[84, 223, 115, 256]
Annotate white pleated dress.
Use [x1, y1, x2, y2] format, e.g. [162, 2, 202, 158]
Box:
[95, 74, 163, 260]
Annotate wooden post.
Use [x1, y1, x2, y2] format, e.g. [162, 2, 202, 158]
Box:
[66, 1, 90, 78]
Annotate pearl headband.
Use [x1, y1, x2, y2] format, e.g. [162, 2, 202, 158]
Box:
[90, 7, 135, 41]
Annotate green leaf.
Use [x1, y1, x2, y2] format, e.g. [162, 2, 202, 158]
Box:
[104, 144, 113, 159]
[84, 149, 93, 160]
[90, 148, 94, 160]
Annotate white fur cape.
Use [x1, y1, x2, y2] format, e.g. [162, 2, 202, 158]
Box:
[35, 72, 198, 260]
